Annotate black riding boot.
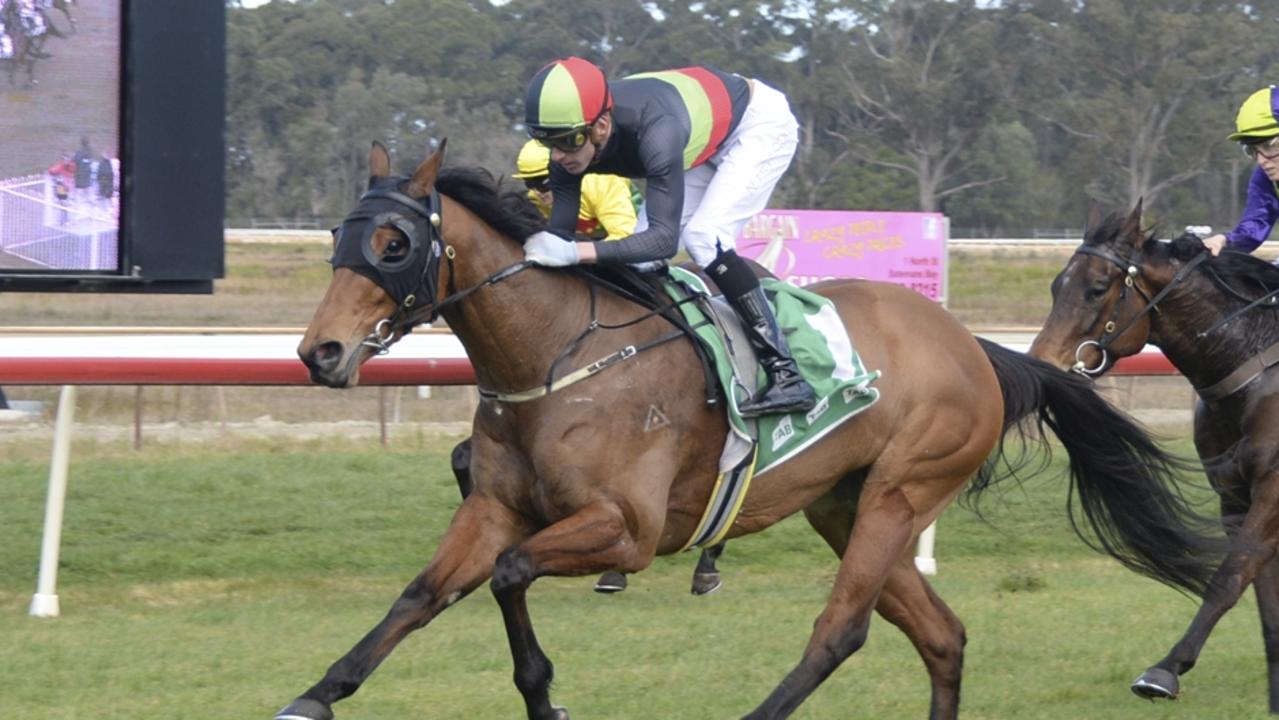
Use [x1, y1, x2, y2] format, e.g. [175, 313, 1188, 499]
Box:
[729, 286, 817, 417]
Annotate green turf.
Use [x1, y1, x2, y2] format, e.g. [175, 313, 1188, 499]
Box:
[0, 437, 1268, 719]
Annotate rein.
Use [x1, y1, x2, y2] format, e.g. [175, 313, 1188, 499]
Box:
[478, 274, 710, 404]
[346, 182, 717, 405]
[1196, 262, 1279, 338]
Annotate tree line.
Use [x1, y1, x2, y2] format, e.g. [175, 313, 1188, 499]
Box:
[225, 0, 1278, 237]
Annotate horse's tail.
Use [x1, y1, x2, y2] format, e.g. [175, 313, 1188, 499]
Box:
[970, 337, 1223, 597]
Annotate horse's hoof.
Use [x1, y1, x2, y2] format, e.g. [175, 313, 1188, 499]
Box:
[691, 571, 721, 596]
[274, 698, 334, 720]
[551, 706, 570, 720]
[1131, 667, 1180, 700]
[593, 571, 627, 594]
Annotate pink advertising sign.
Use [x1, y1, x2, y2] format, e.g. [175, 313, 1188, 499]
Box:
[735, 210, 948, 303]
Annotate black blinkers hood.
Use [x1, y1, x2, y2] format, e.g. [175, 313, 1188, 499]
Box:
[331, 176, 443, 309]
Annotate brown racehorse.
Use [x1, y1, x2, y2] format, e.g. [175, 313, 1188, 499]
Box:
[278, 144, 1223, 720]
[1030, 202, 1279, 712]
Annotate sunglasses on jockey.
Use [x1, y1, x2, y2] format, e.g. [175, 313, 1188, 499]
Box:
[529, 125, 592, 153]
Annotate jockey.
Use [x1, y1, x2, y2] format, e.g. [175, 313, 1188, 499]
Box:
[521, 57, 816, 417]
[18, 0, 44, 37]
[1204, 85, 1279, 256]
[511, 139, 636, 241]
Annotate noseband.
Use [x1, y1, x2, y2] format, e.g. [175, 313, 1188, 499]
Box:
[1068, 244, 1208, 375]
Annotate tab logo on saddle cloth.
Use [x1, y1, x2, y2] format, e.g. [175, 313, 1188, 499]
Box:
[805, 394, 831, 426]
[771, 415, 795, 452]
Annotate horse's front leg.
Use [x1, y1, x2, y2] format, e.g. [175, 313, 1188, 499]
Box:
[691, 541, 726, 595]
[273, 494, 529, 720]
[491, 500, 652, 720]
[1133, 470, 1279, 702]
[1252, 556, 1279, 712]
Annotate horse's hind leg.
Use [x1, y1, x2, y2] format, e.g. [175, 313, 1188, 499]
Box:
[273, 494, 528, 720]
[795, 471, 964, 719]
[491, 500, 654, 720]
[877, 560, 966, 720]
[742, 482, 916, 719]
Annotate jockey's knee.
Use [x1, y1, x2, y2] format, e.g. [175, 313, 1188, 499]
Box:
[683, 227, 730, 268]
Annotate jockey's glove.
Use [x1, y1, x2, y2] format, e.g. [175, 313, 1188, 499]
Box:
[524, 230, 581, 267]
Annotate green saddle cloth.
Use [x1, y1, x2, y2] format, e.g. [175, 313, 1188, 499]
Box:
[665, 267, 881, 476]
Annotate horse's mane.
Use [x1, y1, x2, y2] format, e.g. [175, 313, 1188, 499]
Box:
[435, 165, 545, 242]
[1085, 210, 1279, 342]
[1085, 211, 1279, 303]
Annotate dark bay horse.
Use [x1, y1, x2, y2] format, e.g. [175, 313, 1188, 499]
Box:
[1030, 203, 1279, 711]
[279, 144, 1223, 720]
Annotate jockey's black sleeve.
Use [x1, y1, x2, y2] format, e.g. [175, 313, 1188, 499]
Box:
[547, 168, 583, 234]
[589, 115, 684, 265]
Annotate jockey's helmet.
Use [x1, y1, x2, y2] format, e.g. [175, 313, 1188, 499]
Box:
[512, 140, 550, 180]
[524, 57, 612, 150]
[1229, 86, 1279, 142]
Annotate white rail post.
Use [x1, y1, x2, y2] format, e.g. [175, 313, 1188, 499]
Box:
[915, 521, 938, 576]
[30, 385, 78, 618]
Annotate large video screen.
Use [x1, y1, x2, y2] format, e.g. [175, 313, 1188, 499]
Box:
[0, 0, 224, 294]
[0, 0, 121, 272]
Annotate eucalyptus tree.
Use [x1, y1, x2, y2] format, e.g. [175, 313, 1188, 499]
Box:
[818, 0, 1015, 213]
[1019, 0, 1266, 213]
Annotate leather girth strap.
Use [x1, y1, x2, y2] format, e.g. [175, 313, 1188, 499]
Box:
[1196, 339, 1279, 402]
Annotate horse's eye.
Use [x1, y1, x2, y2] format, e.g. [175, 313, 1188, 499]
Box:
[1085, 283, 1109, 300]
[384, 236, 408, 261]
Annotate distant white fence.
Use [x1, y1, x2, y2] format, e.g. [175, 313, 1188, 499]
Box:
[0, 174, 118, 270]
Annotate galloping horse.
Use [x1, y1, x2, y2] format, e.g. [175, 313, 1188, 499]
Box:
[1031, 202, 1279, 712]
[279, 144, 1223, 720]
[0, 0, 66, 86]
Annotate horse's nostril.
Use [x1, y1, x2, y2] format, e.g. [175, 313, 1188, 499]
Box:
[310, 341, 344, 373]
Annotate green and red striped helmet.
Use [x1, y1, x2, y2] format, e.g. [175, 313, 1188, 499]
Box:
[524, 57, 612, 142]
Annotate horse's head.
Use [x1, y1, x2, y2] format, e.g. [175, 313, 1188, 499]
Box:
[298, 140, 449, 388]
[1030, 201, 1165, 376]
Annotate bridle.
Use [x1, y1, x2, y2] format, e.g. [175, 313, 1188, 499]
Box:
[331, 178, 534, 356]
[340, 182, 695, 403]
[360, 254, 535, 356]
[1068, 243, 1208, 375]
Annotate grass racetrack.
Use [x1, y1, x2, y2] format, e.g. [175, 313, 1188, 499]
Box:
[0, 435, 1270, 719]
